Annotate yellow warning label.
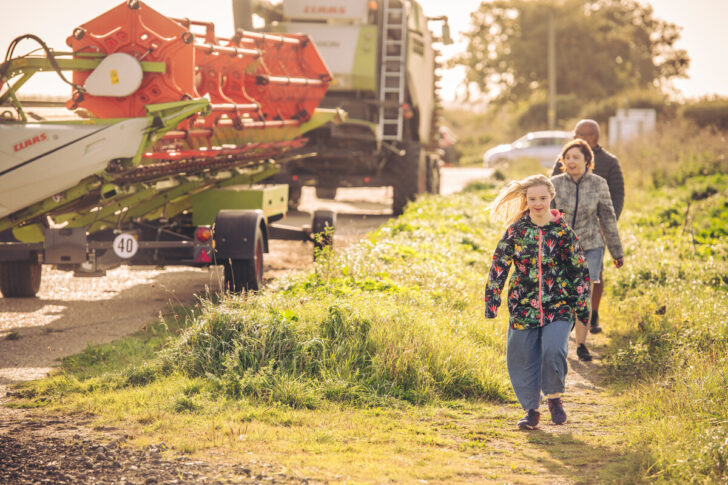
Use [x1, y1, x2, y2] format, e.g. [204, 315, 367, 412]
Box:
[110, 69, 119, 84]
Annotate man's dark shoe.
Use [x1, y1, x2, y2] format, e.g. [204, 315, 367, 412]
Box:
[517, 409, 540, 430]
[547, 398, 567, 425]
[576, 343, 593, 361]
[589, 310, 602, 334]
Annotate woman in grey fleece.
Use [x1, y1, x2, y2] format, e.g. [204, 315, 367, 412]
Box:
[551, 139, 624, 361]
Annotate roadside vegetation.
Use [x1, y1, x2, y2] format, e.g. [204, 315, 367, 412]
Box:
[6, 118, 728, 482]
[599, 120, 728, 482]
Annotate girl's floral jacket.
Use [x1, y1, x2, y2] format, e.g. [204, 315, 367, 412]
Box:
[484, 211, 591, 330]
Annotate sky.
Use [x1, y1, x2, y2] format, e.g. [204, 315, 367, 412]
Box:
[1, 0, 726, 105]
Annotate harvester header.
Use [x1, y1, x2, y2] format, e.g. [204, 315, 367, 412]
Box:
[0, 0, 339, 297]
[66, 0, 331, 127]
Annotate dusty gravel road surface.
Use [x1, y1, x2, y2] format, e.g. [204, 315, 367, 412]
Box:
[0, 168, 491, 484]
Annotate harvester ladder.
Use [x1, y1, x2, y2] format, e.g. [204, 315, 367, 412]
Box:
[378, 0, 407, 142]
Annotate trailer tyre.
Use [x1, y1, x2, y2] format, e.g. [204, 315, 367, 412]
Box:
[312, 209, 336, 260]
[223, 229, 264, 293]
[0, 260, 42, 298]
[392, 140, 425, 216]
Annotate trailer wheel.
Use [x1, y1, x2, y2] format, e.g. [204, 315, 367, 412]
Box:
[0, 260, 42, 298]
[312, 209, 336, 260]
[426, 156, 441, 195]
[392, 140, 425, 215]
[223, 229, 264, 293]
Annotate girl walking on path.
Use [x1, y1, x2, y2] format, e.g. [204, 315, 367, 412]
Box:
[551, 139, 624, 362]
[484, 174, 591, 429]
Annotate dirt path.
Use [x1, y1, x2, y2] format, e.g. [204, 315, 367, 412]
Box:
[492, 334, 621, 484]
[0, 406, 313, 484]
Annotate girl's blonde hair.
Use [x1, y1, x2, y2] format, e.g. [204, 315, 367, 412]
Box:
[487, 174, 555, 226]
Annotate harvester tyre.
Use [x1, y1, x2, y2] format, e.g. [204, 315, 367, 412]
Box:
[0, 260, 42, 298]
[312, 209, 336, 260]
[223, 229, 264, 293]
[392, 140, 425, 216]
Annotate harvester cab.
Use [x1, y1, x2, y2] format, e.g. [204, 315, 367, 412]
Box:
[238, 0, 450, 214]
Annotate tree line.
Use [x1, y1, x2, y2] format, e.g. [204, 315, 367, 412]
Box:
[452, 0, 691, 127]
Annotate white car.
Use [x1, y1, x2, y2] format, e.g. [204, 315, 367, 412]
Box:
[483, 130, 573, 168]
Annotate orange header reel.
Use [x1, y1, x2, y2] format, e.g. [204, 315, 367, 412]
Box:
[66, 0, 331, 130]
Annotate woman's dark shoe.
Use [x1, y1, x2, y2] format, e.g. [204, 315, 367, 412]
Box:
[576, 343, 593, 361]
[547, 398, 567, 425]
[589, 310, 602, 334]
[517, 409, 540, 430]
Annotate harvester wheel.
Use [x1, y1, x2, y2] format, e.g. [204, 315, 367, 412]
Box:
[392, 140, 426, 215]
[0, 260, 42, 298]
[223, 229, 264, 293]
[312, 209, 336, 260]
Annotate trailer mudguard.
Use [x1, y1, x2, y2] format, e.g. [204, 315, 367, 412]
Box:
[0, 230, 33, 261]
[213, 210, 269, 261]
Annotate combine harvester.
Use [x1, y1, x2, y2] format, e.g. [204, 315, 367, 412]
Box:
[0, 0, 339, 297]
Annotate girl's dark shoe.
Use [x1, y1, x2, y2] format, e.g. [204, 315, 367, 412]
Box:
[589, 310, 602, 334]
[547, 398, 567, 424]
[517, 409, 540, 430]
[576, 343, 593, 361]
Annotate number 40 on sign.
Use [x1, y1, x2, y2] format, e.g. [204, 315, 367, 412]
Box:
[113, 233, 139, 259]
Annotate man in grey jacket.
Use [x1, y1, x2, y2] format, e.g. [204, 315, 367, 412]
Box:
[551, 120, 625, 334]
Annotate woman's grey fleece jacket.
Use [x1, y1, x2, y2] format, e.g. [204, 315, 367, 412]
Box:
[551, 172, 624, 259]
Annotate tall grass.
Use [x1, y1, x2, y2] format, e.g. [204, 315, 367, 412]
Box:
[599, 120, 728, 482]
[140, 189, 512, 407]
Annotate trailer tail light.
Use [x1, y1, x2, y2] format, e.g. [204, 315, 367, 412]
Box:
[195, 227, 212, 242]
[194, 248, 212, 263]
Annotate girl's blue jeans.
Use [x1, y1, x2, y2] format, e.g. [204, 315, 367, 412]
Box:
[506, 320, 570, 411]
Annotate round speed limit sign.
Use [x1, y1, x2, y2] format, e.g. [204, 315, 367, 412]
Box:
[112, 233, 139, 259]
